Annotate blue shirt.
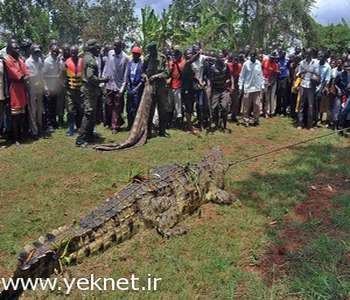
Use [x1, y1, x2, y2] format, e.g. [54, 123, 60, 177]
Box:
[316, 62, 331, 93]
[278, 57, 289, 79]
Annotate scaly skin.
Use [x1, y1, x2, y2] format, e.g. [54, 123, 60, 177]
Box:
[0, 148, 234, 300]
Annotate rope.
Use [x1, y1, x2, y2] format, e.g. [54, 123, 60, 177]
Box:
[227, 126, 350, 169]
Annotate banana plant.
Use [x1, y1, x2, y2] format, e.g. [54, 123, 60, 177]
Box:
[141, 6, 161, 49]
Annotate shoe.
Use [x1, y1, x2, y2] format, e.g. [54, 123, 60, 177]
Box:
[66, 130, 74, 137]
[111, 129, 117, 135]
[48, 126, 55, 133]
[76, 137, 87, 146]
[297, 126, 302, 130]
[159, 131, 170, 137]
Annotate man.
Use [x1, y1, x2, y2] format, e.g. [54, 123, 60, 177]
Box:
[0, 52, 8, 140]
[126, 46, 144, 129]
[262, 51, 279, 117]
[289, 54, 302, 119]
[25, 44, 44, 139]
[226, 53, 242, 122]
[57, 43, 71, 127]
[191, 45, 210, 130]
[296, 48, 320, 129]
[103, 38, 129, 134]
[335, 61, 350, 130]
[76, 40, 108, 147]
[142, 42, 170, 137]
[43, 44, 61, 132]
[5, 40, 29, 144]
[328, 59, 343, 128]
[239, 51, 264, 126]
[181, 49, 196, 133]
[244, 45, 251, 59]
[210, 55, 232, 131]
[20, 39, 32, 60]
[276, 50, 290, 116]
[65, 46, 84, 136]
[95, 44, 105, 125]
[315, 51, 331, 125]
[167, 46, 185, 127]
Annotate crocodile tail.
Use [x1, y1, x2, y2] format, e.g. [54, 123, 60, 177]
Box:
[95, 81, 152, 151]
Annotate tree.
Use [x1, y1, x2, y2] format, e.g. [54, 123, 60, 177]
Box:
[313, 20, 350, 53]
[82, 0, 138, 44]
[140, 6, 161, 49]
[0, 0, 53, 47]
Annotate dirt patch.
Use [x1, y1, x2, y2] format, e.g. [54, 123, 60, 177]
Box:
[253, 174, 350, 285]
[0, 252, 13, 278]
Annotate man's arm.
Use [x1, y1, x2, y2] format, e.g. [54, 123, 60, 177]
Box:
[238, 63, 246, 92]
[86, 60, 108, 85]
[120, 55, 129, 93]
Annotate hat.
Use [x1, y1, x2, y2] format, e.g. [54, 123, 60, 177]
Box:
[270, 51, 278, 59]
[147, 41, 157, 49]
[86, 39, 97, 48]
[131, 47, 142, 54]
[31, 44, 41, 53]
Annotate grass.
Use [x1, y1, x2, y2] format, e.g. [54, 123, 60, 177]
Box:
[0, 117, 349, 299]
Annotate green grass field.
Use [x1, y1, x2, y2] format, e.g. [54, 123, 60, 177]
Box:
[0, 117, 349, 299]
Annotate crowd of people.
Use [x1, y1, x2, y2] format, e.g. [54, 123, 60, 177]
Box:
[0, 37, 350, 147]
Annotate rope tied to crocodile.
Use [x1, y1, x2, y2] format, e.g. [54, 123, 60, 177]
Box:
[226, 126, 350, 170]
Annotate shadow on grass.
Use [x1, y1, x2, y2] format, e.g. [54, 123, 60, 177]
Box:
[228, 141, 350, 299]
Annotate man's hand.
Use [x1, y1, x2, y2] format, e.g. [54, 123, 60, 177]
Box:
[149, 74, 159, 83]
[100, 78, 109, 83]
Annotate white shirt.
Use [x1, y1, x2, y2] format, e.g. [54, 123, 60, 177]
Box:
[191, 55, 207, 84]
[239, 60, 264, 93]
[297, 58, 320, 89]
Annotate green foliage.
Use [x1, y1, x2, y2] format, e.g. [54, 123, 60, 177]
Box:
[139, 0, 322, 51]
[0, 0, 53, 47]
[0, 0, 137, 48]
[82, 0, 138, 44]
[0, 0, 349, 52]
[49, 0, 89, 44]
[313, 20, 350, 53]
[140, 6, 161, 49]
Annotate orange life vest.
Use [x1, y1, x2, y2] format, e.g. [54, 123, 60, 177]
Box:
[66, 57, 83, 90]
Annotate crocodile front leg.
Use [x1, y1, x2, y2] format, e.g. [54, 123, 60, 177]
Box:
[206, 188, 236, 205]
[156, 206, 188, 238]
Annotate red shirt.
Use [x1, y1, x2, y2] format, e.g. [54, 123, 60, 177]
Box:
[168, 57, 185, 89]
[5, 55, 29, 113]
[227, 62, 242, 78]
[262, 57, 279, 81]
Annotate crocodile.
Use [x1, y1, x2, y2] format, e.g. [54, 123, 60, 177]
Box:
[94, 81, 153, 151]
[0, 148, 234, 299]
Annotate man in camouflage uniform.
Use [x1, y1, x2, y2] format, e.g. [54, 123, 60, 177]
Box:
[76, 39, 108, 147]
[142, 42, 170, 137]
